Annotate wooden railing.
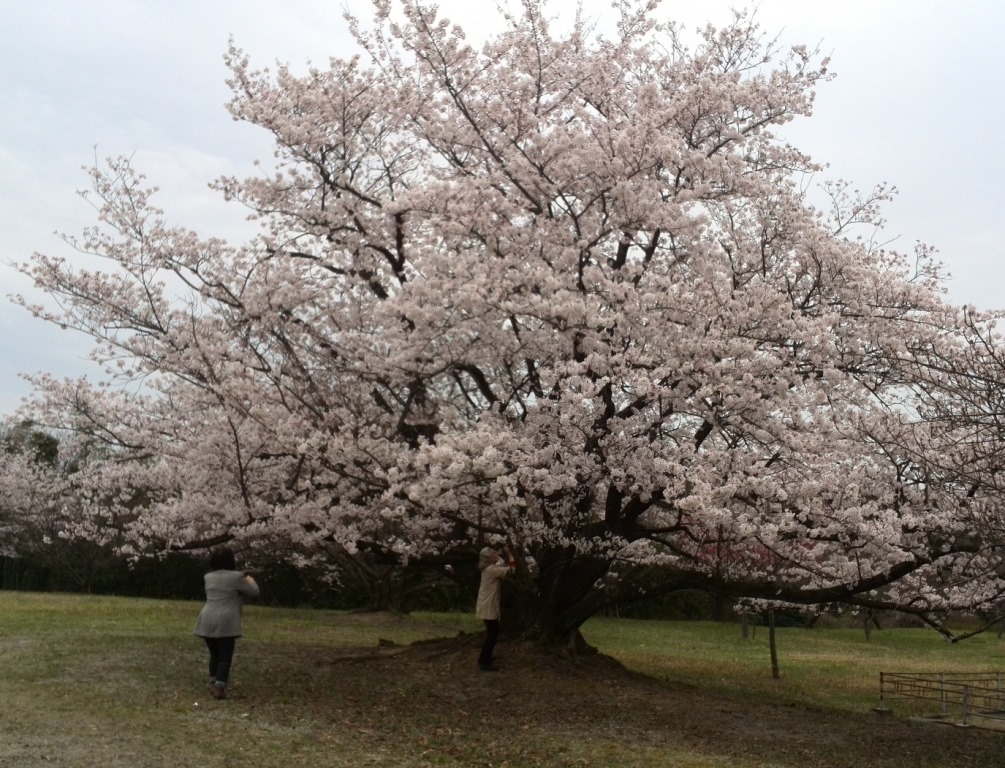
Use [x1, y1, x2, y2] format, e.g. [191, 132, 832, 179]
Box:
[877, 672, 1005, 727]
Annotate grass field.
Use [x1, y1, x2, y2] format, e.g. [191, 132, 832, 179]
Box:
[1, 592, 1003, 767]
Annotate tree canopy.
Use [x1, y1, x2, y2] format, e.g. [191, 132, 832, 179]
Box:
[12, 0, 1005, 645]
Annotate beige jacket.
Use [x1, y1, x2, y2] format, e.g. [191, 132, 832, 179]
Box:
[476, 562, 512, 620]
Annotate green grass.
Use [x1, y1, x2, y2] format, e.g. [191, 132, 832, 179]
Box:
[2, 592, 1004, 767]
[584, 616, 1005, 714]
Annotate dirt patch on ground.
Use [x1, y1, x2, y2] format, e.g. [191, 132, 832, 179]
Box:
[2, 596, 1001, 767]
[259, 633, 1004, 767]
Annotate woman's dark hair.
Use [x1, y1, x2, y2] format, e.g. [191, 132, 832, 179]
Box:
[209, 547, 237, 571]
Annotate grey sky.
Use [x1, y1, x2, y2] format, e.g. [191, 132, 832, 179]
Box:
[2, 0, 1003, 417]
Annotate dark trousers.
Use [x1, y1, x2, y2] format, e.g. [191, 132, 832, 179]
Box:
[204, 636, 237, 686]
[479, 619, 500, 667]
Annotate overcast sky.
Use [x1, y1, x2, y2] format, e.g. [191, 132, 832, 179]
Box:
[2, 0, 1003, 418]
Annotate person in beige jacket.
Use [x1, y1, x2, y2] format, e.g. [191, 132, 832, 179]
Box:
[476, 545, 515, 671]
[193, 547, 260, 699]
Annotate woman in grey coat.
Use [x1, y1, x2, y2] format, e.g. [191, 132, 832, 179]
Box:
[193, 547, 260, 699]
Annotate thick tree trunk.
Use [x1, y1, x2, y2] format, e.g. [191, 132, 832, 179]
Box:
[500, 546, 610, 653]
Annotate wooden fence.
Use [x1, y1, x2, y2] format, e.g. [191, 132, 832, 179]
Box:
[877, 672, 1005, 728]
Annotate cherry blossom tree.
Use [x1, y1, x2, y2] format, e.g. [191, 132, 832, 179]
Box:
[13, 1, 1005, 647]
[0, 423, 125, 591]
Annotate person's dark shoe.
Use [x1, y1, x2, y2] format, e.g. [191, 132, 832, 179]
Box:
[211, 684, 227, 699]
[479, 664, 499, 672]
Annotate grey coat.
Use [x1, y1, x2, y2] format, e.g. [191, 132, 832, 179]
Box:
[193, 570, 260, 638]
